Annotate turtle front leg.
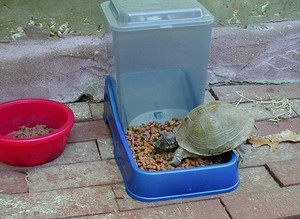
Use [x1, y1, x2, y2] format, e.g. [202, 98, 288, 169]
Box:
[169, 147, 195, 167]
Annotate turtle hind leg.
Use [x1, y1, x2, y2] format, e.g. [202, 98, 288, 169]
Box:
[169, 147, 196, 167]
[234, 144, 250, 165]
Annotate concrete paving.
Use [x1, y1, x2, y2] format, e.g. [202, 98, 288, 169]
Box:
[0, 20, 299, 103]
[208, 20, 300, 84]
[0, 19, 300, 218]
[0, 34, 110, 103]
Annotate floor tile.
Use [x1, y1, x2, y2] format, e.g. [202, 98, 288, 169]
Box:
[266, 159, 300, 187]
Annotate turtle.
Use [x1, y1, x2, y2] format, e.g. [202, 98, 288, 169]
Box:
[155, 101, 254, 166]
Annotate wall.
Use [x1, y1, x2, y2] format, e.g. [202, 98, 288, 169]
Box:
[1, 0, 299, 40]
[200, 0, 300, 27]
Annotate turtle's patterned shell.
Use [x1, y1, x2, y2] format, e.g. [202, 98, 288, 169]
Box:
[174, 101, 254, 156]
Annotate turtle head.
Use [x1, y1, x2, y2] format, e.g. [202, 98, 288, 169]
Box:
[155, 132, 178, 151]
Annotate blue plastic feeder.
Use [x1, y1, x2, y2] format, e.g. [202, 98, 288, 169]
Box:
[103, 77, 239, 202]
[101, 0, 239, 202]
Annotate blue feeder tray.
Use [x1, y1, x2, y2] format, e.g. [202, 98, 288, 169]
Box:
[103, 76, 239, 202]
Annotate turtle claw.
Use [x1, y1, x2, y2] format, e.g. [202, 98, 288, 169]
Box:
[169, 157, 181, 167]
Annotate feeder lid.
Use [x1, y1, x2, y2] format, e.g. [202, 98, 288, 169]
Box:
[101, 0, 214, 31]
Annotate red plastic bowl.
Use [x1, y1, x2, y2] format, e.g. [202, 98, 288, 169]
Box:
[0, 98, 75, 166]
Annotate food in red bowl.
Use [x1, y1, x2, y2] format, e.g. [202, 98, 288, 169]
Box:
[0, 98, 75, 166]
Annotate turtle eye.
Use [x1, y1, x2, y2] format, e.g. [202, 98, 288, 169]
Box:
[166, 138, 174, 146]
[165, 138, 175, 149]
[155, 136, 168, 149]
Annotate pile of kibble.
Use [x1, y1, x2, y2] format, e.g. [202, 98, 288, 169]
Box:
[10, 124, 55, 138]
[126, 119, 223, 171]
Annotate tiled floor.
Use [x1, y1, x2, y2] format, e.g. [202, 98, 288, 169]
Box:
[0, 83, 299, 219]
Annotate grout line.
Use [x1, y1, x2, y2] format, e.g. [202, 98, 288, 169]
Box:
[219, 198, 233, 219]
[264, 164, 284, 188]
[208, 87, 219, 100]
[95, 139, 103, 160]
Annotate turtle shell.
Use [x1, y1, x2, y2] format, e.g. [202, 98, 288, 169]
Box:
[174, 101, 254, 156]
